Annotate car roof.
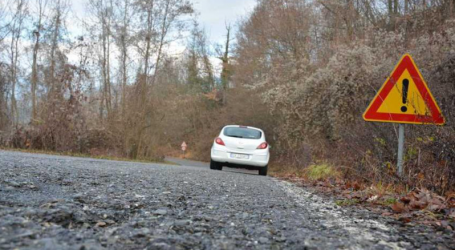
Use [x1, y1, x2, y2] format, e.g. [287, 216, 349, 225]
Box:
[222, 125, 264, 133]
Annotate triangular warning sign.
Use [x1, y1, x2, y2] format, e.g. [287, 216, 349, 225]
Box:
[363, 54, 444, 125]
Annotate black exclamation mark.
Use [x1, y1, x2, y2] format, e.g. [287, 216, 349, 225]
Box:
[401, 79, 409, 113]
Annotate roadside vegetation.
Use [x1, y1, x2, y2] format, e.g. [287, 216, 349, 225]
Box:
[0, 0, 454, 227]
[303, 163, 341, 181]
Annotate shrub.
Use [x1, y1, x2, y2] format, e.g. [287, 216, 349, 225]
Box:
[304, 163, 341, 181]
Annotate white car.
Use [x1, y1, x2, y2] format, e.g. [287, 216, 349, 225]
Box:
[210, 125, 270, 176]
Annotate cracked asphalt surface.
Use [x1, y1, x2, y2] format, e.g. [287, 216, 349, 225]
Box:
[1, 150, 454, 250]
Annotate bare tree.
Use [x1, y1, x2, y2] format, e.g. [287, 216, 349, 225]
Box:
[89, 0, 114, 120]
[113, 0, 133, 117]
[0, 0, 12, 43]
[185, 21, 214, 91]
[0, 63, 7, 130]
[8, 0, 27, 126]
[218, 24, 231, 105]
[131, 0, 193, 158]
[31, 0, 48, 122]
[47, 0, 69, 101]
[0, 1, 10, 129]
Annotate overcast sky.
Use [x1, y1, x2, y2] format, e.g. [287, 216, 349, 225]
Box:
[22, 0, 259, 75]
[71, 0, 257, 44]
[68, 0, 257, 71]
[192, 0, 257, 44]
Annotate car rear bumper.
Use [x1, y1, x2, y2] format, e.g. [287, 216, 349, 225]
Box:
[211, 148, 269, 167]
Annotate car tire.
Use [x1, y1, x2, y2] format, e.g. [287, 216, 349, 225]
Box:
[210, 160, 218, 170]
[259, 165, 268, 176]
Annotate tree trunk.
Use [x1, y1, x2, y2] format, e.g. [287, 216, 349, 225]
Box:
[10, 0, 26, 127]
[10, 36, 18, 127]
[31, 31, 39, 122]
[120, 0, 128, 117]
[106, 0, 112, 117]
[151, 0, 170, 86]
[404, 0, 410, 45]
[141, 5, 152, 107]
[138, 0, 170, 157]
[135, 0, 154, 159]
[345, 0, 354, 42]
[31, 1, 44, 122]
[49, 3, 61, 102]
[0, 71, 5, 130]
[388, 0, 395, 31]
[449, 0, 454, 17]
[100, 0, 113, 120]
[220, 25, 231, 105]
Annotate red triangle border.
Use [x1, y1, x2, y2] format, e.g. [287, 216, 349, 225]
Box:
[363, 54, 444, 125]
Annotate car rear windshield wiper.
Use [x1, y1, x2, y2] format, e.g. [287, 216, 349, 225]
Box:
[228, 135, 244, 138]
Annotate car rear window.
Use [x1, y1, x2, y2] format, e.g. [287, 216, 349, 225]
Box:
[223, 127, 262, 139]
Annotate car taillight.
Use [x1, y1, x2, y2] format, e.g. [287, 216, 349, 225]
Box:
[215, 137, 225, 146]
[257, 142, 268, 149]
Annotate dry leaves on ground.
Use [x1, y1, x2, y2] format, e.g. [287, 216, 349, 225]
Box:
[277, 176, 455, 231]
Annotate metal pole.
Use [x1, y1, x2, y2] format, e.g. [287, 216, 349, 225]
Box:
[397, 124, 405, 176]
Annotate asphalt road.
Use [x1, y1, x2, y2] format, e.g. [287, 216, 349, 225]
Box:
[0, 151, 454, 250]
[165, 157, 259, 175]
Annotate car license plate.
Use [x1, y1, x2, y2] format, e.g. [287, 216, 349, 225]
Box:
[230, 153, 249, 159]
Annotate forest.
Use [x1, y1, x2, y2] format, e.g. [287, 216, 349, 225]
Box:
[1, 0, 454, 194]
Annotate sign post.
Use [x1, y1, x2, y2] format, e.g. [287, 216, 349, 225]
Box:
[363, 54, 444, 176]
[397, 124, 405, 176]
[181, 141, 187, 159]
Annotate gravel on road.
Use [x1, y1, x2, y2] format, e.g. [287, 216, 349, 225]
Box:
[0, 151, 453, 250]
